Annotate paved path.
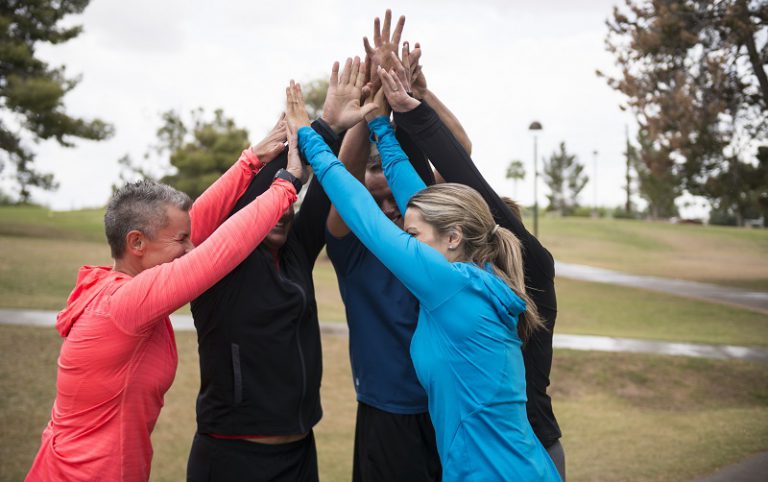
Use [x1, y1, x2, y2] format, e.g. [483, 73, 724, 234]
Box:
[3, 309, 767, 363]
[556, 261, 768, 314]
[692, 451, 768, 482]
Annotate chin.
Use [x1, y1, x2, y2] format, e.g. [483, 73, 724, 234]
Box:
[263, 233, 288, 250]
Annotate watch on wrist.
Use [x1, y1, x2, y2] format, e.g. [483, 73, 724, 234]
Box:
[273, 168, 303, 194]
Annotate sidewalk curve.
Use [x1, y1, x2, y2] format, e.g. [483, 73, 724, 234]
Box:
[556, 261, 768, 314]
[2, 309, 766, 363]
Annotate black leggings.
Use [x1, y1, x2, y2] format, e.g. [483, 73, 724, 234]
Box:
[546, 440, 566, 481]
[187, 432, 318, 482]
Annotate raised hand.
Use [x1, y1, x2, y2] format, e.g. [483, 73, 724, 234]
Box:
[285, 80, 311, 129]
[363, 83, 390, 123]
[285, 121, 308, 185]
[250, 113, 287, 163]
[363, 9, 406, 86]
[379, 61, 420, 114]
[406, 41, 427, 99]
[321, 57, 378, 134]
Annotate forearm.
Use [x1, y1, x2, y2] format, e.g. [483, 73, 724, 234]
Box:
[111, 179, 297, 334]
[326, 120, 370, 238]
[190, 149, 264, 246]
[421, 89, 472, 155]
[338, 120, 370, 182]
[369, 116, 426, 215]
[396, 124, 435, 186]
[229, 118, 341, 217]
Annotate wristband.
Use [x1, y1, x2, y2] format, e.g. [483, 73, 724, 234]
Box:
[274, 168, 303, 194]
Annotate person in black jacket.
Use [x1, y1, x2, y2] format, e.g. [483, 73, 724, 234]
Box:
[186, 60, 376, 482]
[385, 51, 567, 480]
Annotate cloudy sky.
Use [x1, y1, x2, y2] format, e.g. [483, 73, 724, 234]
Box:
[17, 0, 682, 213]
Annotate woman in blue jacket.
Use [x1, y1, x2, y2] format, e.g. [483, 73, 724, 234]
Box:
[287, 62, 561, 481]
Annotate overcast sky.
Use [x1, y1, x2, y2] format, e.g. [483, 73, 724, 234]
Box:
[14, 0, 698, 213]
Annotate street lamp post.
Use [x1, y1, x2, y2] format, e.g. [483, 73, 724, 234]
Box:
[592, 149, 599, 217]
[528, 121, 543, 237]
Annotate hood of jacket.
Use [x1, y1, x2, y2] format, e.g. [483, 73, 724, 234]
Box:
[475, 262, 527, 331]
[56, 265, 127, 337]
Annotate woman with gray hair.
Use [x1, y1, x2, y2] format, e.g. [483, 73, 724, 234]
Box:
[25, 119, 306, 482]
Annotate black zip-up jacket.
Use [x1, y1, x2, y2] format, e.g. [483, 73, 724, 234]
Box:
[191, 120, 340, 436]
[394, 102, 562, 448]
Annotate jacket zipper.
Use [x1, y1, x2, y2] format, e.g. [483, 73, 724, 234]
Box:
[278, 271, 308, 434]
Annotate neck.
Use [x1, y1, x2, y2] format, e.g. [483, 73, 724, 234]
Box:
[113, 257, 142, 277]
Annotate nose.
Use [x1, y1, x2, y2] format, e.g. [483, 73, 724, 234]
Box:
[382, 199, 398, 216]
[184, 239, 195, 254]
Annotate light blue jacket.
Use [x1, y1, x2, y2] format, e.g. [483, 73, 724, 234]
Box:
[299, 118, 560, 481]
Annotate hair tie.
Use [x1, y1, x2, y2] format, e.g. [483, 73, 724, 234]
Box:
[491, 224, 500, 236]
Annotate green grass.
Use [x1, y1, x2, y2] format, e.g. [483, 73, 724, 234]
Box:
[2, 227, 766, 346]
[2, 325, 766, 481]
[0, 206, 105, 242]
[557, 278, 768, 346]
[535, 216, 768, 291]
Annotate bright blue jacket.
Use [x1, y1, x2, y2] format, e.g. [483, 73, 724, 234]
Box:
[299, 118, 560, 482]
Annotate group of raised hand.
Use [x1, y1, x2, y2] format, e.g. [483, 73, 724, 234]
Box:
[269, 9, 430, 187]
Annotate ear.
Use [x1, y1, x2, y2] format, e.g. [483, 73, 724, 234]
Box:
[447, 226, 463, 250]
[124, 230, 147, 257]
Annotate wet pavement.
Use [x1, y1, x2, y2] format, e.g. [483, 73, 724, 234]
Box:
[3, 309, 766, 363]
[692, 451, 768, 482]
[556, 261, 768, 313]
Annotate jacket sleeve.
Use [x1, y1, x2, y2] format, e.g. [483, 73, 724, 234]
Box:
[396, 123, 435, 186]
[189, 149, 265, 246]
[299, 126, 467, 310]
[109, 179, 298, 335]
[393, 101, 555, 281]
[291, 118, 340, 263]
[368, 116, 427, 217]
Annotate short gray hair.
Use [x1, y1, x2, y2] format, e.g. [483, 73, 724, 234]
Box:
[105, 180, 192, 258]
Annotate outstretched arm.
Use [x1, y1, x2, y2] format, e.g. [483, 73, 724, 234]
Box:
[405, 42, 472, 156]
[111, 178, 299, 335]
[189, 115, 287, 246]
[297, 125, 466, 310]
[326, 120, 370, 238]
[287, 59, 376, 247]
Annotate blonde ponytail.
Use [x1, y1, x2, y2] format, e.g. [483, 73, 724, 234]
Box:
[407, 183, 544, 342]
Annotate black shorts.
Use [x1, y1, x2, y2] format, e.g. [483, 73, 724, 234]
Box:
[187, 431, 318, 482]
[353, 402, 441, 482]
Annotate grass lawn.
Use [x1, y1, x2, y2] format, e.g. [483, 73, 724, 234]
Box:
[1, 324, 766, 481]
[4, 206, 768, 291]
[536, 216, 768, 291]
[557, 278, 768, 347]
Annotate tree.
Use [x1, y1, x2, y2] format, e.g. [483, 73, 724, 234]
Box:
[542, 142, 589, 215]
[157, 108, 249, 199]
[633, 128, 682, 218]
[302, 78, 328, 120]
[601, 0, 768, 225]
[706, 145, 768, 225]
[1, 0, 113, 202]
[505, 159, 526, 198]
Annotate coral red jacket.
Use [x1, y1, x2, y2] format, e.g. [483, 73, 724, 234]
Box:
[26, 151, 297, 482]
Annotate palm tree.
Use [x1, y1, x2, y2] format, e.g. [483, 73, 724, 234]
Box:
[505, 159, 526, 198]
